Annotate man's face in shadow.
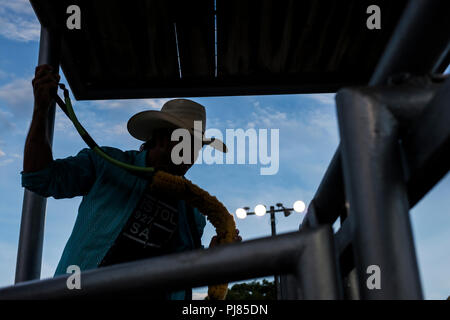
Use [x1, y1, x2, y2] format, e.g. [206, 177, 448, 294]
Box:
[144, 128, 202, 176]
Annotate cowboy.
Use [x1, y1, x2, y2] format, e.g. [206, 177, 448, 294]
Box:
[22, 64, 241, 299]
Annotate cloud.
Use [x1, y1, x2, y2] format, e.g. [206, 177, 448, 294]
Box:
[245, 102, 289, 128]
[305, 93, 336, 106]
[61, 99, 174, 142]
[93, 98, 170, 111]
[0, 241, 16, 286]
[192, 292, 208, 300]
[0, 77, 34, 117]
[0, 0, 34, 15]
[54, 107, 132, 150]
[0, 108, 17, 136]
[416, 230, 450, 299]
[197, 96, 340, 190]
[306, 108, 339, 144]
[0, 0, 40, 42]
[244, 96, 339, 157]
[0, 151, 21, 167]
[0, 69, 11, 80]
[0, 158, 13, 166]
[41, 262, 56, 280]
[103, 123, 128, 136]
[54, 109, 75, 134]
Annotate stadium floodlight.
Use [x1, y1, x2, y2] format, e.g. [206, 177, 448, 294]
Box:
[254, 204, 267, 216]
[235, 208, 247, 219]
[293, 200, 306, 213]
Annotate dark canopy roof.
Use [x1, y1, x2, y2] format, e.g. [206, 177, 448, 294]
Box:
[31, 0, 408, 100]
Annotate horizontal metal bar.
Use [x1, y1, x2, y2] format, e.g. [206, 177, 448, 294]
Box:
[0, 229, 331, 299]
[246, 207, 294, 216]
[71, 81, 362, 101]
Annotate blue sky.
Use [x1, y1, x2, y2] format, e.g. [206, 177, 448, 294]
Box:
[0, 0, 449, 300]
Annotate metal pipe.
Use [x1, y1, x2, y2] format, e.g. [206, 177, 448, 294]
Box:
[336, 87, 423, 299]
[370, 0, 450, 85]
[296, 226, 342, 300]
[279, 274, 301, 300]
[305, 0, 450, 232]
[343, 268, 360, 300]
[269, 206, 280, 300]
[333, 79, 446, 299]
[1, 229, 335, 299]
[304, 79, 443, 233]
[270, 206, 276, 237]
[301, 150, 345, 229]
[15, 26, 61, 283]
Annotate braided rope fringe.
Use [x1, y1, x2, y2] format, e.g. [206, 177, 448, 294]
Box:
[150, 171, 237, 300]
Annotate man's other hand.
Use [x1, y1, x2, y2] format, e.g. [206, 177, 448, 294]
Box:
[209, 229, 242, 248]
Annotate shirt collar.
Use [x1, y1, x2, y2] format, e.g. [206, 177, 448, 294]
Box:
[135, 149, 148, 167]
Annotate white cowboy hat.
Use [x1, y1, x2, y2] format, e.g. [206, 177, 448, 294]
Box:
[127, 99, 227, 153]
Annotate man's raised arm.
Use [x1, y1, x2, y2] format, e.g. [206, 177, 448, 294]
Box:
[23, 64, 60, 173]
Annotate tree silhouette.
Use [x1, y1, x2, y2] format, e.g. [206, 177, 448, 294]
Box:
[225, 279, 276, 300]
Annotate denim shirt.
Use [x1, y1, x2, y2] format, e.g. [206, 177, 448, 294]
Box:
[21, 147, 206, 300]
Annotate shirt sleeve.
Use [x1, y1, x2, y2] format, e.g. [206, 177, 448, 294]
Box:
[193, 208, 207, 240]
[21, 148, 97, 199]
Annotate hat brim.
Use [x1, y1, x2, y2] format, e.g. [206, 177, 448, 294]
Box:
[127, 110, 228, 153]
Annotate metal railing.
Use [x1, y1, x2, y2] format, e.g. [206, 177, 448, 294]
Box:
[0, 227, 341, 299]
[299, 0, 450, 300]
[1, 0, 449, 300]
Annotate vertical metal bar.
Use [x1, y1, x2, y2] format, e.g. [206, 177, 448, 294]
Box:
[343, 268, 360, 300]
[15, 26, 61, 283]
[296, 226, 342, 300]
[279, 274, 301, 300]
[270, 206, 276, 237]
[269, 206, 281, 299]
[336, 88, 423, 299]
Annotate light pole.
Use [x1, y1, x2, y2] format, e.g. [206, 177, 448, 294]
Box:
[235, 201, 306, 299]
[270, 206, 276, 237]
